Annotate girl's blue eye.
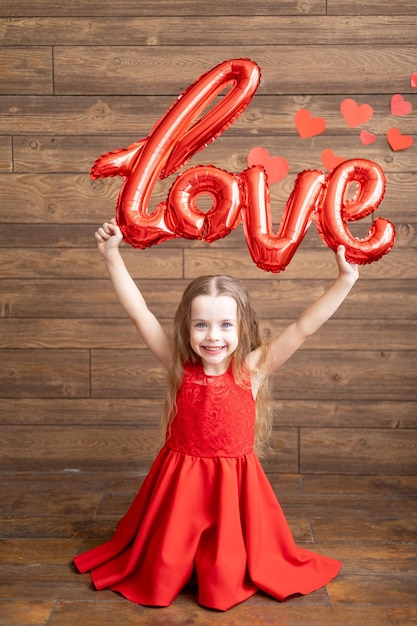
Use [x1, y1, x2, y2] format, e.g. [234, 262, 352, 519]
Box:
[196, 322, 207, 328]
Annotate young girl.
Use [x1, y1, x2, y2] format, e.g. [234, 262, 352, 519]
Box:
[74, 219, 359, 611]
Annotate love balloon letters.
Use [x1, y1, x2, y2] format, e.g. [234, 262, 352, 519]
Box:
[91, 58, 395, 272]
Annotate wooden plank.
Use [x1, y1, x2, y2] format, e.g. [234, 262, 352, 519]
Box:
[263, 318, 417, 350]
[171, 135, 417, 178]
[0, 136, 12, 172]
[0, 350, 89, 398]
[0, 539, 83, 565]
[1, 16, 417, 46]
[272, 349, 417, 401]
[0, 470, 148, 496]
[0, 173, 120, 222]
[0, 0, 326, 18]
[275, 400, 417, 429]
[90, 350, 166, 399]
[312, 542, 417, 573]
[0, 600, 54, 626]
[302, 474, 417, 495]
[0, 489, 102, 516]
[90, 348, 417, 401]
[10, 132, 417, 182]
[0, 426, 161, 471]
[0, 512, 117, 539]
[0, 526, 61, 564]
[275, 493, 417, 519]
[1, 216, 411, 251]
[0, 47, 52, 95]
[0, 425, 298, 472]
[1, 397, 416, 429]
[184, 247, 415, 281]
[328, 0, 417, 15]
[1, 94, 417, 136]
[53, 46, 417, 96]
[0, 317, 415, 350]
[0, 398, 161, 426]
[0, 215, 413, 251]
[0, 429, 297, 473]
[44, 603, 417, 626]
[0, 173, 414, 230]
[328, 572, 417, 606]
[0, 248, 182, 279]
[1, 278, 415, 321]
[312, 517, 417, 543]
[0, 564, 112, 601]
[0, 224, 107, 248]
[0, 318, 159, 349]
[301, 428, 417, 474]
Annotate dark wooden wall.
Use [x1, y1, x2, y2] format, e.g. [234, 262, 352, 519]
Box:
[0, 0, 416, 475]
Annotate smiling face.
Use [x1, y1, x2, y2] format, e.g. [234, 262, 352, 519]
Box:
[189, 294, 239, 375]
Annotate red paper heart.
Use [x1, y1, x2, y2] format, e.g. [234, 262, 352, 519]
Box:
[321, 149, 346, 171]
[390, 93, 412, 116]
[411, 72, 417, 88]
[247, 147, 289, 183]
[294, 109, 326, 138]
[340, 98, 374, 127]
[360, 130, 377, 146]
[386, 128, 413, 151]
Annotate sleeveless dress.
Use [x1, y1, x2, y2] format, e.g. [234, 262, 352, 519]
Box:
[74, 362, 341, 611]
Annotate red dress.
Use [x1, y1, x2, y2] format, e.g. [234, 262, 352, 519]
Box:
[74, 362, 340, 611]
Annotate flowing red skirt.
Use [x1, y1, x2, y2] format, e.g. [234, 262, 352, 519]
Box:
[74, 447, 340, 611]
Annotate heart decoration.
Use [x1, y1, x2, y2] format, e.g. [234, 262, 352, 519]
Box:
[386, 127, 413, 151]
[390, 94, 412, 116]
[321, 149, 346, 171]
[411, 72, 417, 88]
[295, 109, 326, 138]
[340, 98, 374, 127]
[247, 147, 289, 184]
[360, 130, 377, 146]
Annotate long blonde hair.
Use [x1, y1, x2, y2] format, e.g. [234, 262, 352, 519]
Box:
[163, 275, 272, 456]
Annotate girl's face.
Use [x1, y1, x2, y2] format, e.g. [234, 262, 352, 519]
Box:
[189, 295, 239, 375]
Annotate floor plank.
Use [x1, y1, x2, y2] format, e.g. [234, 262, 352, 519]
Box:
[1, 470, 416, 625]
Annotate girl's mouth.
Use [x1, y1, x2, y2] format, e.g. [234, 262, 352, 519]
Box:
[202, 346, 225, 353]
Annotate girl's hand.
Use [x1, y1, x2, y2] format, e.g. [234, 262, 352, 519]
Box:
[335, 245, 359, 283]
[95, 219, 123, 255]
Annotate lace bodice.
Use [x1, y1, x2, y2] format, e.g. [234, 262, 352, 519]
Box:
[165, 362, 255, 457]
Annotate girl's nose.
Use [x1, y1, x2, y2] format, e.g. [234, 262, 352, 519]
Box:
[206, 326, 220, 341]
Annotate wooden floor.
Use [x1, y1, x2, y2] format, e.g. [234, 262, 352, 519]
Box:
[1, 470, 416, 626]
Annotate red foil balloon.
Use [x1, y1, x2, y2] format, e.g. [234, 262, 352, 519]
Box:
[165, 165, 243, 241]
[242, 166, 326, 272]
[91, 58, 261, 249]
[316, 159, 396, 264]
[90, 59, 396, 271]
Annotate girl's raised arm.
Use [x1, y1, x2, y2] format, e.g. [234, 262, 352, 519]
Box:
[247, 245, 359, 377]
[95, 221, 173, 368]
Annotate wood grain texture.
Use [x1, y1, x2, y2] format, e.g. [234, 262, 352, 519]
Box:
[1, 470, 416, 624]
[0, 0, 415, 567]
[0, 1, 327, 18]
[328, 0, 417, 15]
[300, 428, 417, 474]
[52, 46, 417, 96]
[1, 95, 417, 136]
[1, 16, 417, 46]
[0, 136, 12, 171]
[0, 350, 90, 398]
[1, 278, 416, 319]
[0, 172, 415, 229]
[0, 47, 52, 94]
